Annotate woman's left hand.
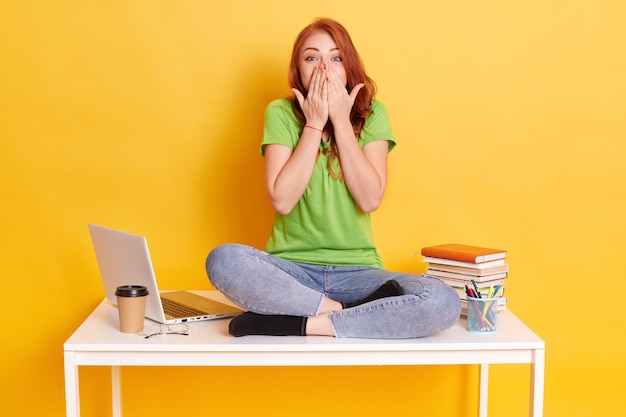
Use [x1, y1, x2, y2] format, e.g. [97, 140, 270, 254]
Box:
[326, 66, 364, 124]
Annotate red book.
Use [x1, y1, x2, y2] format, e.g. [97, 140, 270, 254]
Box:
[421, 243, 506, 264]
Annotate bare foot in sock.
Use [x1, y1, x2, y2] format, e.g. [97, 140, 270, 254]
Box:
[341, 279, 403, 309]
[229, 312, 307, 337]
[228, 280, 403, 337]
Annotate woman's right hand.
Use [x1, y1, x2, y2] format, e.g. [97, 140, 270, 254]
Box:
[291, 65, 328, 131]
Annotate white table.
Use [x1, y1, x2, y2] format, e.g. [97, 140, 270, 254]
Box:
[64, 291, 545, 417]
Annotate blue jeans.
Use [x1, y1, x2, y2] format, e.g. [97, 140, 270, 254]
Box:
[205, 243, 461, 339]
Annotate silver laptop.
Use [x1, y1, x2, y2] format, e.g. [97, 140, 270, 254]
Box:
[88, 224, 243, 324]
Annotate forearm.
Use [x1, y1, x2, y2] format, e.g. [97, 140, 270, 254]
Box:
[333, 119, 387, 213]
[265, 130, 321, 215]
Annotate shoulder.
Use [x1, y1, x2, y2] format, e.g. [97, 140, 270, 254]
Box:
[264, 98, 300, 128]
[371, 99, 385, 111]
[362, 99, 396, 150]
[264, 98, 299, 125]
[267, 97, 291, 108]
[262, 98, 300, 155]
[363, 99, 393, 132]
[266, 98, 294, 115]
[370, 99, 389, 118]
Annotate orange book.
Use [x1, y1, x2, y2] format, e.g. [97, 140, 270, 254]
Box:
[421, 243, 506, 264]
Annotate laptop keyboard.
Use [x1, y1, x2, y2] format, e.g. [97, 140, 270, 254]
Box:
[161, 297, 207, 318]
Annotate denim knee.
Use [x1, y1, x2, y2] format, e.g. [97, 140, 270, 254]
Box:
[205, 243, 243, 289]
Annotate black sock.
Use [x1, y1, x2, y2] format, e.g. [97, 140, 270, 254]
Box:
[341, 279, 403, 309]
[229, 312, 308, 337]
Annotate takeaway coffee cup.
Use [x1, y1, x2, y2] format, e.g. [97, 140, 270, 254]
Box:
[115, 285, 149, 333]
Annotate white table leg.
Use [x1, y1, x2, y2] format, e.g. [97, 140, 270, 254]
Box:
[112, 366, 122, 417]
[64, 351, 80, 417]
[478, 363, 489, 417]
[530, 349, 545, 417]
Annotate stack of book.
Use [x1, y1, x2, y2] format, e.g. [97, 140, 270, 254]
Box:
[421, 243, 509, 315]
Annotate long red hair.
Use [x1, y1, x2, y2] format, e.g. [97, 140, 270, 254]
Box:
[288, 18, 376, 179]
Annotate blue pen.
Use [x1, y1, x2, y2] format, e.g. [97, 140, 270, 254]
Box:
[492, 284, 501, 298]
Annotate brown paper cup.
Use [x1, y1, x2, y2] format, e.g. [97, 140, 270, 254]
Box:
[115, 285, 149, 333]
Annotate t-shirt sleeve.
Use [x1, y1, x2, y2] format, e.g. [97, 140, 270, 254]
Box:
[360, 100, 396, 152]
[260, 99, 300, 156]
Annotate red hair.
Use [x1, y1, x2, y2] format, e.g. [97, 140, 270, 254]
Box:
[288, 18, 376, 179]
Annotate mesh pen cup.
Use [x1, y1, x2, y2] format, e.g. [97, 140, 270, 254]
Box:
[115, 285, 149, 333]
[467, 297, 498, 333]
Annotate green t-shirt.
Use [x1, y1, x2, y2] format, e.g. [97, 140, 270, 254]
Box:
[260, 98, 396, 268]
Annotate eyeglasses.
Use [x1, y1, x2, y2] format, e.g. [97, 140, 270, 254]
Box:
[139, 323, 190, 339]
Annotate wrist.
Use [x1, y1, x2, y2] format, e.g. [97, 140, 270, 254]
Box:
[329, 116, 352, 132]
[304, 124, 324, 133]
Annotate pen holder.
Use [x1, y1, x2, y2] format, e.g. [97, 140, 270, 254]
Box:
[467, 297, 498, 333]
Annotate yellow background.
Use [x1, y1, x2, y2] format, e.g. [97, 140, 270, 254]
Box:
[1, 1, 624, 416]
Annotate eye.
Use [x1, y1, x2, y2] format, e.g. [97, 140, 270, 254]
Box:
[304, 56, 318, 62]
[331, 56, 342, 62]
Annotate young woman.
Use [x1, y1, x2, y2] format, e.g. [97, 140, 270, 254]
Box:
[206, 18, 460, 338]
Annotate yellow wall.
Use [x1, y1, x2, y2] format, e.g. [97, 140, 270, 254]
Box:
[1, 1, 624, 416]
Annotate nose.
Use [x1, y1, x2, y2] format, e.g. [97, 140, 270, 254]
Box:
[317, 56, 329, 67]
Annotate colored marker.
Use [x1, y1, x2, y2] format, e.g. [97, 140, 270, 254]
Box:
[471, 279, 481, 298]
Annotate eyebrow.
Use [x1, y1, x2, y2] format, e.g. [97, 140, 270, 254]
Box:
[301, 47, 340, 54]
